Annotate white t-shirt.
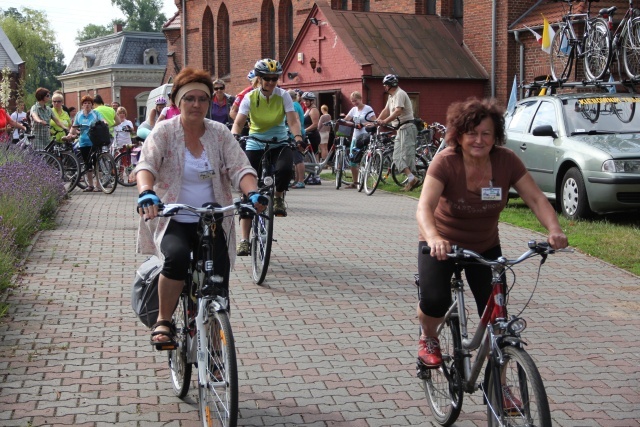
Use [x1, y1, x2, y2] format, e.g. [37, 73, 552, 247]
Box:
[347, 104, 374, 140]
[11, 111, 27, 139]
[114, 119, 134, 147]
[174, 147, 216, 223]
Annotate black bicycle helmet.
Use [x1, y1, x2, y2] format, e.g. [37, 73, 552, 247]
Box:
[254, 58, 283, 77]
[382, 74, 399, 87]
[301, 91, 316, 101]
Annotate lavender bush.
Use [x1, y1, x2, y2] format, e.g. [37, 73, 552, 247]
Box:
[0, 144, 65, 305]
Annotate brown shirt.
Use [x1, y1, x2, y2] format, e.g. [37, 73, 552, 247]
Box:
[422, 146, 527, 253]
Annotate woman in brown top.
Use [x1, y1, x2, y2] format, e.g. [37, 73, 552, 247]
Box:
[415, 97, 567, 369]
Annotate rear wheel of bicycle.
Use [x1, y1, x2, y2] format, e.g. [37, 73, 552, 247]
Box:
[584, 18, 611, 81]
[486, 346, 551, 427]
[34, 151, 63, 177]
[198, 309, 238, 427]
[380, 151, 392, 184]
[251, 194, 274, 285]
[622, 17, 640, 79]
[391, 154, 426, 188]
[95, 152, 117, 194]
[364, 151, 383, 195]
[613, 100, 636, 123]
[168, 294, 192, 398]
[59, 151, 81, 194]
[334, 150, 343, 189]
[114, 151, 137, 187]
[550, 26, 573, 82]
[422, 315, 463, 427]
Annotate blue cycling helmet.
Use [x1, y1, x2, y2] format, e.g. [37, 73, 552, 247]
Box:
[247, 70, 256, 80]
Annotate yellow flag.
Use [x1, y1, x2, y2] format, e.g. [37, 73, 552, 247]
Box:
[542, 15, 556, 54]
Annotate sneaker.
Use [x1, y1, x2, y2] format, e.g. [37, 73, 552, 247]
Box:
[403, 176, 420, 192]
[273, 197, 287, 217]
[291, 181, 305, 189]
[236, 239, 250, 256]
[502, 385, 523, 415]
[418, 336, 442, 368]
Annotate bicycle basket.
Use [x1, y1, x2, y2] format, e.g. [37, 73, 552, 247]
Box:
[334, 120, 355, 139]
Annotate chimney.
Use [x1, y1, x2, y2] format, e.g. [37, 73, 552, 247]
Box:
[114, 23, 123, 33]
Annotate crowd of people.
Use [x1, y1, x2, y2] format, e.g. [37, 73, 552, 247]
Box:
[1, 60, 569, 368]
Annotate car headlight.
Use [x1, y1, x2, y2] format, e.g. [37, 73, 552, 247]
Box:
[602, 159, 640, 173]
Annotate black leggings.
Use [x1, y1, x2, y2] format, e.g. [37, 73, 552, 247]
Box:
[245, 145, 293, 193]
[418, 241, 504, 318]
[160, 220, 230, 290]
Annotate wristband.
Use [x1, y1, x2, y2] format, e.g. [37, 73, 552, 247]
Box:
[139, 189, 156, 198]
[247, 191, 259, 197]
[294, 134, 302, 138]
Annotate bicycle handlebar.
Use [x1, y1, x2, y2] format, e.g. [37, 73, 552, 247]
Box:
[157, 199, 257, 218]
[421, 241, 572, 267]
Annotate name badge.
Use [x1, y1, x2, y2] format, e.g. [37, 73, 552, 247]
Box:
[481, 187, 502, 201]
[199, 170, 215, 180]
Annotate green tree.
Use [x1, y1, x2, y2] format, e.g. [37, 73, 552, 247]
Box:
[76, 19, 126, 42]
[0, 7, 65, 107]
[111, 0, 167, 32]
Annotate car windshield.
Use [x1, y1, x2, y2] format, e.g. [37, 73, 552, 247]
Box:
[563, 96, 640, 135]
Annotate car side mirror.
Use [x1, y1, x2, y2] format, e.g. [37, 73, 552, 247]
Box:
[532, 125, 557, 138]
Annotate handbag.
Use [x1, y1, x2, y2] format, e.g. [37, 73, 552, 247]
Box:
[131, 255, 163, 328]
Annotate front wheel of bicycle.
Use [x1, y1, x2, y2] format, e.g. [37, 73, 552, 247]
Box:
[334, 150, 343, 190]
[486, 346, 551, 427]
[622, 17, 640, 79]
[250, 194, 274, 285]
[95, 152, 117, 194]
[364, 151, 383, 195]
[550, 25, 573, 82]
[422, 315, 463, 427]
[168, 293, 192, 398]
[114, 151, 137, 187]
[59, 151, 81, 194]
[198, 309, 238, 427]
[584, 18, 612, 81]
[34, 151, 63, 178]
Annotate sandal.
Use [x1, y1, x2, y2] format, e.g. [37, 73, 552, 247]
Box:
[344, 183, 358, 189]
[83, 186, 94, 192]
[150, 320, 177, 350]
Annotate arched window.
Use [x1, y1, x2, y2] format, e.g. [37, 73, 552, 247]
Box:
[202, 7, 215, 76]
[278, 0, 293, 60]
[261, 0, 276, 59]
[217, 4, 230, 77]
[352, 0, 369, 11]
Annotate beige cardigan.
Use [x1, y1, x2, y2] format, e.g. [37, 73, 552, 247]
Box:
[134, 116, 257, 268]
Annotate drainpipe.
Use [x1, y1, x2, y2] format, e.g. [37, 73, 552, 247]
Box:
[182, 0, 187, 68]
[491, 0, 497, 97]
[514, 30, 525, 100]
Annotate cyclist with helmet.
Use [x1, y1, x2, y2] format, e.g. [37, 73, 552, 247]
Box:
[301, 92, 321, 160]
[231, 58, 303, 255]
[149, 97, 167, 128]
[376, 74, 419, 191]
[229, 70, 259, 133]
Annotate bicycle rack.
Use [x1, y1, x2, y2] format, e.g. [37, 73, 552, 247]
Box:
[522, 77, 640, 97]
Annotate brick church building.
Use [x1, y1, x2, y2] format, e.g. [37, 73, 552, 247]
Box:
[161, 0, 632, 123]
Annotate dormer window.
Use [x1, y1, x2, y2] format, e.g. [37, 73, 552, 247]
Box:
[83, 53, 96, 70]
[144, 48, 158, 65]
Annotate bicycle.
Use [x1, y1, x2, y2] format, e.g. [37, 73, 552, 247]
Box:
[42, 138, 82, 194]
[357, 123, 394, 195]
[156, 200, 256, 427]
[324, 119, 356, 189]
[417, 241, 569, 426]
[550, 0, 611, 82]
[598, 0, 640, 80]
[110, 129, 140, 187]
[68, 139, 119, 194]
[15, 125, 64, 179]
[238, 135, 290, 285]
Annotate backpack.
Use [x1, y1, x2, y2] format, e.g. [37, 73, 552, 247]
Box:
[131, 256, 163, 328]
[89, 120, 111, 147]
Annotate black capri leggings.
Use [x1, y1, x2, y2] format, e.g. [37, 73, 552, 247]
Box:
[418, 241, 504, 318]
[245, 145, 293, 193]
[160, 220, 230, 290]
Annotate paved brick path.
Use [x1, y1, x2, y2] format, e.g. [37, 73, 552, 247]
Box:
[1, 184, 638, 426]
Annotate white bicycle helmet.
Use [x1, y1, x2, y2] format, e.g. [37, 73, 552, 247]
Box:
[301, 92, 316, 101]
[382, 74, 399, 87]
[254, 58, 283, 77]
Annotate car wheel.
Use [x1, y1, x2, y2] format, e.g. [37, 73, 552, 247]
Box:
[560, 167, 593, 220]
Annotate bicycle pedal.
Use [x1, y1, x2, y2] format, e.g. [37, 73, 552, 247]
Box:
[154, 342, 178, 351]
[274, 213, 287, 217]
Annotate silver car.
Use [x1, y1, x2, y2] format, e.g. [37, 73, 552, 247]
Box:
[505, 93, 640, 219]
